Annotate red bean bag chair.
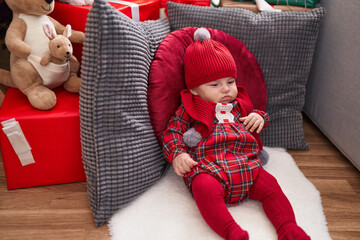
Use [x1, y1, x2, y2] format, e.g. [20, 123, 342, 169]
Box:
[148, 27, 267, 145]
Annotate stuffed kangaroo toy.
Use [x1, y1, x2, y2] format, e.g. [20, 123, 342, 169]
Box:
[38, 23, 79, 90]
[0, 0, 84, 110]
[41, 23, 75, 65]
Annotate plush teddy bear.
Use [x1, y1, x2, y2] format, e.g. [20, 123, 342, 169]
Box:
[57, 0, 93, 6]
[0, 0, 84, 110]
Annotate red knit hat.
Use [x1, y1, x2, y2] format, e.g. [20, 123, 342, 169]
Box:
[184, 28, 237, 89]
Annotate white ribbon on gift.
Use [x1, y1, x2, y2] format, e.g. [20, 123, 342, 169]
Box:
[1, 118, 35, 166]
[255, 0, 282, 12]
[107, 0, 140, 21]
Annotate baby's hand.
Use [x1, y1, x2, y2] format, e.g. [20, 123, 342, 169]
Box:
[240, 113, 265, 133]
[172, 153, 198, 177]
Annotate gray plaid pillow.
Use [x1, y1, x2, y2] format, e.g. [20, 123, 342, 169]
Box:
[167, 2, 325, 150]
[80, 0, 170, 226]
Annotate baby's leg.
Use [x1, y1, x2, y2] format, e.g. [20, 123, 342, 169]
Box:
[192, 174, 248, 240]
[248, 169, 310, 240]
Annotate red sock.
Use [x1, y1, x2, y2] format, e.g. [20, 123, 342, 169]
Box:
[192, 174, 249, 240]
[248, 169, 310, 240]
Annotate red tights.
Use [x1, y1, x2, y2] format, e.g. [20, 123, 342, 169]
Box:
[191, 169, 310, 240]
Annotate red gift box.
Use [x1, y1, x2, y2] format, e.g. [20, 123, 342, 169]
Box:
[160, 0, 210, 8]
[50, 0, 161, 64]
[161, 0, 211, 18]
[0, 88, 86, 190]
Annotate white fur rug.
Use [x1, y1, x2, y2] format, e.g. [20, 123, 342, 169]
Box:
[109, 147, 331, 240]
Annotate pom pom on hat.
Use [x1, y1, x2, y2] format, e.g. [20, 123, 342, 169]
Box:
[194, 28, 211, 42]
[184, 28, 237, 90]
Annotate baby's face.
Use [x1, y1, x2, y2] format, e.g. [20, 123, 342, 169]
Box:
[189, 77, 238, 103]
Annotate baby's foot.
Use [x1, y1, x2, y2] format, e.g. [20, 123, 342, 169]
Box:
[278, 223, 310, 240]
[227, 227, 249, 240]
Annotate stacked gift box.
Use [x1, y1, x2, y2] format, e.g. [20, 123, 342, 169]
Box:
[221, 0, 319, 12]
[50, 0, 161, 63]
[0, 88, 86, 189]
[251, 0, 319, 8]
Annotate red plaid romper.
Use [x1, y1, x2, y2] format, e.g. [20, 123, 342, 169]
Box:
[162, 96, 269, 206]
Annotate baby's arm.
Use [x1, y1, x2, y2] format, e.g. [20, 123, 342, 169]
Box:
[172, 153, 198, 177]
[162, 105, 197, 176]
[240, 111, 269, 133]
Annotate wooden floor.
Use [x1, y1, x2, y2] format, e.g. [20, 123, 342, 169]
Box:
[288, 116, 360, 240]
[0, 116, 359, 239]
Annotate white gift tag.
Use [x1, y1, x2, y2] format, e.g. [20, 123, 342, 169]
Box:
[2, 119, 35, 166]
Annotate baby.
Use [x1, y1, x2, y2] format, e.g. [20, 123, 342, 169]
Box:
[162, 28, 310, 240]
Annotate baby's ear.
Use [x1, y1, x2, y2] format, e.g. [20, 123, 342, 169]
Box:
[189, 88, 198, 95]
